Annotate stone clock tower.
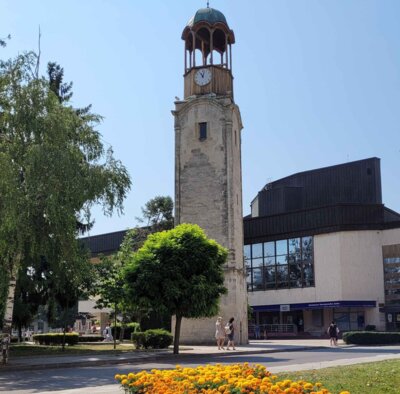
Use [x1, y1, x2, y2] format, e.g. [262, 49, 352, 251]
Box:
[172, 6, 248, 344]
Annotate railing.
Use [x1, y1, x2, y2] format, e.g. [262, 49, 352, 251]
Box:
[249, 324, 298, 339]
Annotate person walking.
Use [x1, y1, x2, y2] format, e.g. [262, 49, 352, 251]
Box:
[327, 321, 339, 346]
[215, 317, 226, 350]
[225, 317, 236, 350]
[254, 323, 260, 339]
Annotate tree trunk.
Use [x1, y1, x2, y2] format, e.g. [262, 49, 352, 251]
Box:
[2, 267, 18, 335]
[113, 304, 117, 350]
[173, 314, 182, 355]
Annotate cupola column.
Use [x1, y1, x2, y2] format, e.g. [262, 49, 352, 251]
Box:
[192, 31, 196, 67]
[210, 29, 214, 65]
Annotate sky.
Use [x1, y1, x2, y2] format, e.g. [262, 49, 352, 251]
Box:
[1, 0, 399, 236]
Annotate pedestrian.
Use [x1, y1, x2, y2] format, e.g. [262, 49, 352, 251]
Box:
[225, 317, 236, 350]
[327, 321, 339, 346]
[254, 323, 260, 339]
[103, 322, 114, 342]
[215, 316, 226, 350]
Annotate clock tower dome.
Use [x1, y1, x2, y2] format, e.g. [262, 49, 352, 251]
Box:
[173, 6, 248, 344]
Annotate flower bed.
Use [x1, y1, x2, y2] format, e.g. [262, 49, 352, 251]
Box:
[115, 363, 350, 394]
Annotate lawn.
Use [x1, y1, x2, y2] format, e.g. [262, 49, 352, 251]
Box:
[9, 342, 150, 357]
[278, 359, 400, 394]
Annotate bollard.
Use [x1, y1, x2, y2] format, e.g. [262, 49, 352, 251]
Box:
[1, 334, 10, 365]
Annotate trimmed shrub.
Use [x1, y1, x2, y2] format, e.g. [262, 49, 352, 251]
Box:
[32, 333, 79, 346]
[131, 332, 147, 349]
[131, 329, 172, 349]
[343, 331, 400, 345]
[112, 322, 141, 340]
[144, 329, 173, 349]
[78, 335, 104, 342]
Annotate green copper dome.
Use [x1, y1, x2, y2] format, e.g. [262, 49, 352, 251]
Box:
[187, 7, 228, 27]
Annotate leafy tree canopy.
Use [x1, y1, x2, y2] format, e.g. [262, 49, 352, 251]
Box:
[124, 223, 227, 353]
[0, 52, 131, 333]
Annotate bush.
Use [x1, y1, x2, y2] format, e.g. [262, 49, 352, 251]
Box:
[131, 332, 147, 349]
[343, 331, 400, 345]
[78, 335, 104, 342]
[32, 333, 79, 346]
[365, 324, 376, 331]
[144, 329, 173, 349]
[112, 322, 141, 340]
[131, 329, 172, 349]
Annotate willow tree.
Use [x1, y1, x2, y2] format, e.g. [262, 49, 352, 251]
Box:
[0, 52, 131, 338]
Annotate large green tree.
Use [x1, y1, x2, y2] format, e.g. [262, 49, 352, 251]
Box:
[124, 223, 227, 354]
[0, 52, 131, 341]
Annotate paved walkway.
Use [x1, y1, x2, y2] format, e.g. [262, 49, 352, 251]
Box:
[2, 339, 400, 374]
[0, 339, 329, 373]
[0, 339, 354, 373]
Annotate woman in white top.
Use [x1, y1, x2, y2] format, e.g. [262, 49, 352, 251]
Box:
[215, 317, 226, 350]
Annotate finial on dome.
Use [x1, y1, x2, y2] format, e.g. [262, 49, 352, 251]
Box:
[207, 1, 209, 8]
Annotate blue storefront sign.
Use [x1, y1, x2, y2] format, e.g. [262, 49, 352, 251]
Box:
[252, 300, 376, 312]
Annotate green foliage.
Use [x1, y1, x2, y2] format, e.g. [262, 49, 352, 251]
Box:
[78, 335, 104, 342]
[124, 223, 227, 353]
[124, 223, 227, 319]
[131, 329, 172, 349]
[343, 331, 400, 345]
[0, 52, 131, 328]
[111, 322, 141, 340]
[131, 332, 146, 349]
[279, 359, 400, 394]
[144, 329, 173, 349]
[0, 34, 11, 47]
[137, 195, 174, 232]
[32, 333, 79, 346]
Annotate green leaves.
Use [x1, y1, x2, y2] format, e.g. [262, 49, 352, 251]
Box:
[0, 52, 131, 330]
[124, 223, 227, 319]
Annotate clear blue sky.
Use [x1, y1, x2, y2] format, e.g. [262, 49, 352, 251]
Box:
[2, 0, 399, 236]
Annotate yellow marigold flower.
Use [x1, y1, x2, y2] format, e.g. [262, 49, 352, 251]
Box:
[114, 374, 121, 380]
[121, 379, 128, 385]
[339, 392, 351, 394]
[304, 383, 314, 390]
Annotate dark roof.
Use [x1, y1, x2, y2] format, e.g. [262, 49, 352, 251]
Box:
[80, 229, 128, 256]
[245, 157, 400, 243]
[254, 157, 382, 217]
[187, 7, 228, 27]
[244, 203, 400, 244]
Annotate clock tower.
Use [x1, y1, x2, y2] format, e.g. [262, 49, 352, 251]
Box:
[172, 6, 248, 344]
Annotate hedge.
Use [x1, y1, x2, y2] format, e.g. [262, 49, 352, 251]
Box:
[131, 329, 172, 349]
[112, 322, 140, 340]
[78, 335, 104, 342]
[32, 333, 79, 346]
[343, 331, 400, 345]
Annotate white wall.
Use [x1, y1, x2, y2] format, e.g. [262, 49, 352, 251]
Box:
[249, 229, 400, 331]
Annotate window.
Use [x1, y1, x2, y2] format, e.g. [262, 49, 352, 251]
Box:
[199, 122, 207, 140]
[244, 236, 314, 292]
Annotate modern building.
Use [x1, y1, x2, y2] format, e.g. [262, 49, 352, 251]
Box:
[244, 157, 400, 336]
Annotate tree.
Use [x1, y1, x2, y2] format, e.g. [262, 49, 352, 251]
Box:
[134, 196, 174, 249]
[0, 52, 131, 345]
[124, 223, 227, 354]
[92, 230, 137, 349]
[0, 35, 11, 48]
[137, 195, 174, 232]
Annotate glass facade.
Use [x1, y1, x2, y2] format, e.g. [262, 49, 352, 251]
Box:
[244, 236, 314, 291]
[383, 256, 400, 305]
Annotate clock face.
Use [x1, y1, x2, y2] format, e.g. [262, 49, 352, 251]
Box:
[194, 68, 212, 86]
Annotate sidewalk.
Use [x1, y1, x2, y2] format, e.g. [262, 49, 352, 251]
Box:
[0, 339, 337, 373]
